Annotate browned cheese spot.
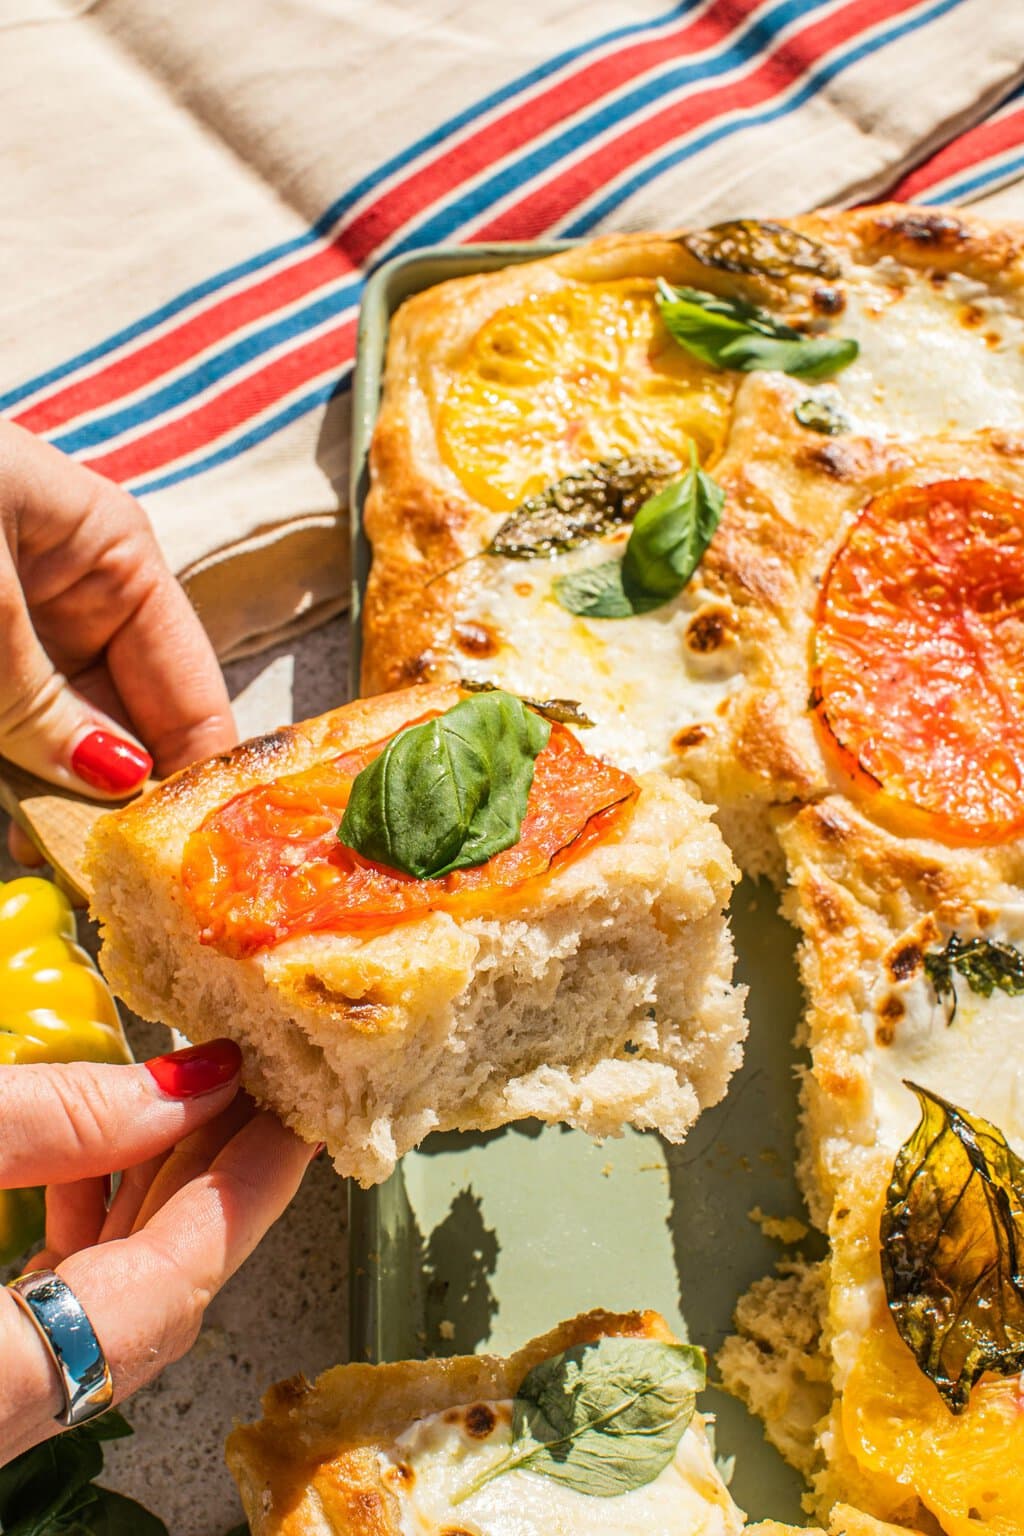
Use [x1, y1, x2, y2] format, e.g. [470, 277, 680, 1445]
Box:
[985, 331, 1003, 350]
[686, 605, 735, 654]
[672, 724, 711, 752]
[879, 994, 905, 1024]
[453, 620, 500, 658]
[441, 1529, 477, 1535]
[799, 440, 856, 481]
[514, 581, 534, 598]
[808, 879, 847, 935]
[887, 943, 922, 982]
[464, 1403, 498, 1439]
[879, 211, 967, 248]
[812, 285, 846, 316]
[960, 303, 985, 329]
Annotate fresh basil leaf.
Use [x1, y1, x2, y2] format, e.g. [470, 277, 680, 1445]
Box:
[553, 455, 724, 619]
[794, 397, 849, 435]
[63, 1487, 169, 1536]
[456, 1337, 704, 1502]
[338, 691, 550, 879]
[458, 679, 594, 728]
[0, 1433, 102, 1536]
[553, 561, 663, 619]
[881, 1083, 1024, 1414]
[681, 219, 841, 280]
[486, 454, 679, 560]
[656, 279, 858, 380]
[75, 1413, 133, 1446]
[924, 935, 1024, 1024]
[622, 450, 724, 600]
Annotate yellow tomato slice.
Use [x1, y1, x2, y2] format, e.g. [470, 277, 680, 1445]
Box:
[437, 278, 735, 511]
[843, 1315, 1024, 1535]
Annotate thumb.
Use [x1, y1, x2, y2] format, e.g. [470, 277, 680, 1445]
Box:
[0, 559, 151, 797]
[0, 1042, 245, 1188]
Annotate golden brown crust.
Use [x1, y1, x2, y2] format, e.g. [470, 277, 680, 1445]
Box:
[360, 202, 1024, 716]
[226, 1309, 674, 1535]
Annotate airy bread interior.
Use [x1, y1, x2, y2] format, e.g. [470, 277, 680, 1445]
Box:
[86, 684, 745, 1186]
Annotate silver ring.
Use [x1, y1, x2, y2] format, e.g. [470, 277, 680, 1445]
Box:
[6, 1270, 114, 1428]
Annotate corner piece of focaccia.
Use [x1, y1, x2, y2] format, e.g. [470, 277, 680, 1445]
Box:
[86, 683, 744, 1186]
[227, 1306, 865, 1535]
[726, 796, 1024, 1533]
[361, 204, 1024, 877]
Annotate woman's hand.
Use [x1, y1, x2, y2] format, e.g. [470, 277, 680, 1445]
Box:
[0, 421, 236, 859]
[0, 1042, 314, 1465]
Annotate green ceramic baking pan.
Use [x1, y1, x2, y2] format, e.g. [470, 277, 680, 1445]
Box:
[346, 244, 820, 1524]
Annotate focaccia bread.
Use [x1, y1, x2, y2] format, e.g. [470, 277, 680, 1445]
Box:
[227, 1306, 888, 1536]
[723, 797, 1024, 1532]
[86, 683, 744, 1186]
[361, 204, 1024, 876]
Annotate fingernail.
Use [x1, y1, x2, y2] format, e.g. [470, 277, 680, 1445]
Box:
[146, 1039, 242, 1099]
[71, 730, 152, 794]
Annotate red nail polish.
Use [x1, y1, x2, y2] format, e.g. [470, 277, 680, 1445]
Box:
[71, 730, 152, 793]
[146, 1039, 242, 1099]
[314, 1142, 327, 1159]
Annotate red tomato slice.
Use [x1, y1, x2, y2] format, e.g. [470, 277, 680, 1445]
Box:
[182, 720, 637, 956]
[812, 479, 1024, 842]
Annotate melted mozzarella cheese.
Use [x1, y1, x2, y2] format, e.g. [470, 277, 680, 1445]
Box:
[381, 1400, 744, 1536]
[455, 544, 742, 776]
[829, 262, 1024, 438]
[863, 906, 1024, 1157]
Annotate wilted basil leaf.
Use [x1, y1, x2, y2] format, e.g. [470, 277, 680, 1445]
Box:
[656, 279, 858, 380]
[924, 934, 1024, 1024]
[486, 454, 679, 559]
[455, 1337, 705, 1501]
[622, 447, 724, 599]
[881, 1083, 1024, 1413]
[338, 691, 550, 879]
[459, 679, 594, 728]
[682, 219, 841, 280]
[794, 397, 849, 435]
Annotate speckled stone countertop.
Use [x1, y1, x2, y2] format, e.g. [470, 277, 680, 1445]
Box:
[1, 619, 354, 1535]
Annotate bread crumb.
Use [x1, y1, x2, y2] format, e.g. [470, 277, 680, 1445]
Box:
[748, 1205, 809, 1244]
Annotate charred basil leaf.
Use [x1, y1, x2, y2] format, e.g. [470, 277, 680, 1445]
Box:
[881, 1083, 1024, 1414]
[682, 219, 841, 280]
[486, 454, 679, 560]
[794, 397, 849, 435]
[459, 679, 594, 728]
[554, 451, 724, 619]
[924, 934, 1024, 1023]
[338, 691, 550, 879]
[656, 279, 858, 380]
[455, 1337, 705, 1502]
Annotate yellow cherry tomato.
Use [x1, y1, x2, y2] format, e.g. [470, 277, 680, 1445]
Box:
[0, 876, 131, 1262]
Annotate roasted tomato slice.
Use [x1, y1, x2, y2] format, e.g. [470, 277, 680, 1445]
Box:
[812, 479, 1024, 842]
[182, 720, 637, 957]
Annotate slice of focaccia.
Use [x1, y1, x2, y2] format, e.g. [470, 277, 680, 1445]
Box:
[361, 204, 1024, 876]
[227, 1306, 875, 1536]
[86, 683, 744, 1186]
[725, 797, 1024, 1533]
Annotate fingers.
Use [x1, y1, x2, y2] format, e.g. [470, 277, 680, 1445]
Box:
[0, 1041, 243, 1188]
[62, 1111, 314, 1402]
[126, 1093, 258, 1235]
[0, 422, 236, 781]
[43, 1176, 107, 1263]
[0, 537, 153, 797]
[6, 819, 45, 868]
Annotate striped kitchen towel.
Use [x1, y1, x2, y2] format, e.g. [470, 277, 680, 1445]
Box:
[2, 0, 1023, 658]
